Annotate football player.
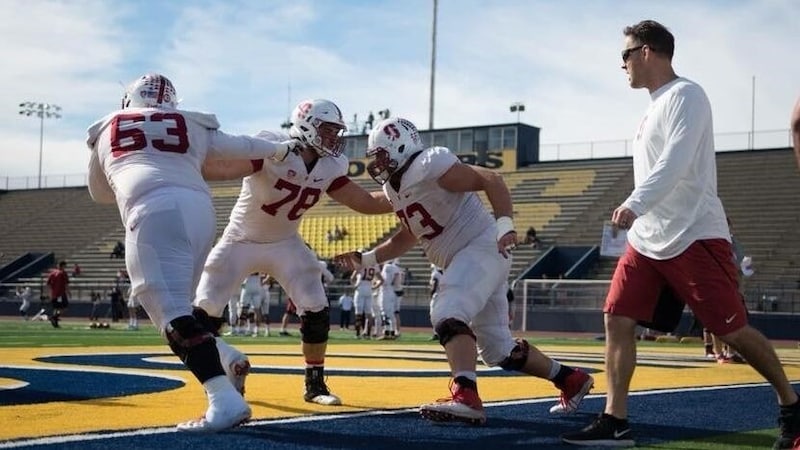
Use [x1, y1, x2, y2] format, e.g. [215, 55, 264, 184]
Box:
[194, 99, 393, 405]
[391, 259, 406, 337]
[350, 261, 383, 339]
[86, 73, 300, 432]
[377, 259, 402, 339]
[429, 264, 444, 341]
[240, 272, 266, 337]
[335, 117, 594, 425]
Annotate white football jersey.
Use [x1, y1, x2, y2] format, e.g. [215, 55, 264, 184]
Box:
[354, 265, 381, 293]
[381, 263, 401, 292]
[242, 273, 262, 294]
[223, 130, 350, 243]
[87, 108, 281, 225]
[319, 260, 334, 284]
[383, 147, 494, 269]
[429, 265, 443, 288]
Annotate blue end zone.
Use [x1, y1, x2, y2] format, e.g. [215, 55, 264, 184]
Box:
[8, 382, 797, 449]
[36, 353, 604, 378]
[0, 367, 184, 406]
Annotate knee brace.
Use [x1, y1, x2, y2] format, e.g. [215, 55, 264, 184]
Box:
[434, 318, 475, 346]
[300, 307, 330, 344]
[499, 338, 530, 371]
[192, 306, 226, 336]
[165, 315, 223, 383]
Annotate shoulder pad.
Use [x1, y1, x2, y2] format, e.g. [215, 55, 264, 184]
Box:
[180, 110, 221, 130]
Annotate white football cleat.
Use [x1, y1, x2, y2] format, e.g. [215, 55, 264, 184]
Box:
[177, 399, 251, 433]
[307, 393, 342, 406]
[215, 338, 250, 396]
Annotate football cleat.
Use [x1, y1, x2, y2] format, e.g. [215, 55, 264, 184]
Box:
[304, 375, 342, 405]
[215, 338, 250, 396]
[550, 369, 594, 414]
[176, 402, 251, 433]
[419, 381, 486, 425]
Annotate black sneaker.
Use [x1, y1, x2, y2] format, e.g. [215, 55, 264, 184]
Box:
[774, 399, 800, 449]
[561, 413, 635, 447]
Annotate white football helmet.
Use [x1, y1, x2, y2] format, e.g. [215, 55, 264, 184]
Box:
[366, 117, 423, 185]
[289, 99, 347, 157]
[121, 73, 178, 109]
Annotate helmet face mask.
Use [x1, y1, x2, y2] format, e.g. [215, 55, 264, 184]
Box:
[290, 99, 347, 157]
[365, 148, 398, 185]
[122, 73, 178, 109]
[366, 117, 422, 185]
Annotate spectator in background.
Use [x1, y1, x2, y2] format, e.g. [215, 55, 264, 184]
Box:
[429, 264, 444, 341]
[72, 263, 82, 277]
[114, 269, 129, 290]
[110, 241, 125, 259]
[336, 225, 348, 239]
[338, 291, 353, 330]
[279, 296, 300, 336]
[791, 96, 800, 170]
[16, 286, 32, 320]
[45, 261, 70, 328]
[524, 226, 542, 248]
[506, 282, 516, 325]
[89, 291, 102, 322]
[109, 286, 125, 322]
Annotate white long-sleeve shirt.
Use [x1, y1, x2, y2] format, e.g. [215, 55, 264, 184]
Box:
[622, 77, 729, 259]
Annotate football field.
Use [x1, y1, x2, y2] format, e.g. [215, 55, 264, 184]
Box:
[0, 318, 798, 449]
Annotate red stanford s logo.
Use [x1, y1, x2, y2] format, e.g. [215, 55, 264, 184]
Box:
[384, 124, 400, 141]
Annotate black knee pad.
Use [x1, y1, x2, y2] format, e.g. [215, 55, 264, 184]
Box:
[301, 307, 330, 344]
[499, 338, 530, 371]
[165, 315, 223, 383]
[192, 306, 226, 336]
[434, 318, 475, 346]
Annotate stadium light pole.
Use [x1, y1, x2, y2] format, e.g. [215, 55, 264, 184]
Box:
[19, 102, 62, 189]
[428, 0, 438, 130]
[510, 102, 525, 123]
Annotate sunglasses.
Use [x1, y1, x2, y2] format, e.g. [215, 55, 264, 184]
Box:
[621, 45, 645, 63]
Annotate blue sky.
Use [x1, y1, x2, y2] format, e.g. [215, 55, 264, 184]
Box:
[1, 0, 798, 182]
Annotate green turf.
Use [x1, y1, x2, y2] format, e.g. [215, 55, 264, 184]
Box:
[644, 429, 778, 449]
[0, 319, 446, 347]
[0, 319, 782, 449]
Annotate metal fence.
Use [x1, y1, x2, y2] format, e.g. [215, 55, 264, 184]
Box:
[518, 278, 800, 315]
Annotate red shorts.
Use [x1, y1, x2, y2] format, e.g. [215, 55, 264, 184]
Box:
[604, 239, 747, 336]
